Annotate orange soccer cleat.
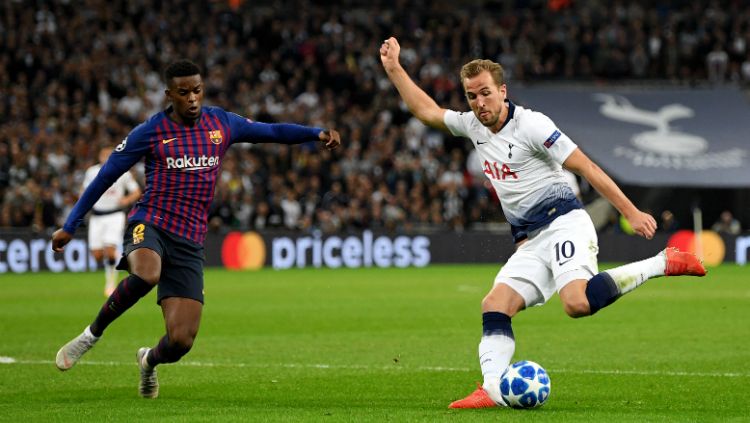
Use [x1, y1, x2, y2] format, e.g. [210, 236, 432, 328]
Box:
[448, 384, 498, 409]
[664, 247, 707, 277]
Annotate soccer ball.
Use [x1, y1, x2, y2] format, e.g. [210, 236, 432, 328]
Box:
[500, 360, 551, 408]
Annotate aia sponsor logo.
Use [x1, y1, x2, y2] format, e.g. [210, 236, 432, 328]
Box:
[483, 160, 518, 180]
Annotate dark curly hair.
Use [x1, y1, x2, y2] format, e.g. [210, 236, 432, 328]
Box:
[164, 60, 202, 85]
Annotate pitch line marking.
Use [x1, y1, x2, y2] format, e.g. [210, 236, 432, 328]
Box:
[1, 356, 747, 378]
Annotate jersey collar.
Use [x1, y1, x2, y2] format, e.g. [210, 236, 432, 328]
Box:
[498, 100, 515, 132]
[164, 105, 203, 127]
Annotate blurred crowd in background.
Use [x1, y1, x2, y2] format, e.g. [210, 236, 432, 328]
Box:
[1, 0, 747, 234]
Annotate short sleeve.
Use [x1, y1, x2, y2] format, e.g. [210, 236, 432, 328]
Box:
[443, 110, 471, 138]
[522, 111, 577, 164]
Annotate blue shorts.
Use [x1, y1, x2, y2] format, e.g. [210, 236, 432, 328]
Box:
[117, 221, 205, 304]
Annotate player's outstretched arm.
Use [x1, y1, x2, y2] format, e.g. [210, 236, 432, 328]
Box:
[564, 148, 657, 239]
[379, 37, 449, 132]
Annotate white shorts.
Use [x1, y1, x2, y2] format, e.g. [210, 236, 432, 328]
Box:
[87, 212, 126, 250]
[495, 209, 599, 307]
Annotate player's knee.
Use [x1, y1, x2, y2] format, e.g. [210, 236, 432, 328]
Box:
[132, 271, 159, 285]
[169, 329, 196, 352]
[481, 294, 498, 311]
[169, 323, 198, 350]
[563, 299, 591, 318]
[90, 250, 103, 262]
[481, 292, 521, 317]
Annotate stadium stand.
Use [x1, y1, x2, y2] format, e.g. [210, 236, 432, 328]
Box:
[1, 0, 748, 233]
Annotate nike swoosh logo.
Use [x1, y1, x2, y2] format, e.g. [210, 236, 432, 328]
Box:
[477, 140, 488, 145]
[162, 137, 178, 144]
[558, 259, 573, 266]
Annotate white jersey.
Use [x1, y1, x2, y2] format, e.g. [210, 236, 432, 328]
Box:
[444, 102, 582, 242]
[82, 164, 140, 213]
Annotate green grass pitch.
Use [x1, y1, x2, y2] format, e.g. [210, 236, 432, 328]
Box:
[1, 264, 748, 422]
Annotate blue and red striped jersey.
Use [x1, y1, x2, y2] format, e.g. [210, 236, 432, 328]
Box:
[64, 106, 323, 244]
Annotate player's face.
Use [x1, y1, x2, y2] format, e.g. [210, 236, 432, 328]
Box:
[166, 74, 204, 123]
[463, 71, 507, 131]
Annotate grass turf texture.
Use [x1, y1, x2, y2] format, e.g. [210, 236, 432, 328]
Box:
[1, 264, 748, 422]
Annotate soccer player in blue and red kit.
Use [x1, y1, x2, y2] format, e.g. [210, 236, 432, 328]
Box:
[51, 60, 341, 398]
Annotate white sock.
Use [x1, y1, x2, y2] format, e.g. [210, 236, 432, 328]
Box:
[84, 325, 100, 340]
[604, 251, 667, 295]
[479, 334, 514, 405]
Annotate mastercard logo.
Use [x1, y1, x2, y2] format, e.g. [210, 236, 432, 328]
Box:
[221, 231, 266, 270]
[666, 229, 725, 266]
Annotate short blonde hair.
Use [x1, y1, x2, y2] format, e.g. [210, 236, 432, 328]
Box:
[460, 59, 505, 86]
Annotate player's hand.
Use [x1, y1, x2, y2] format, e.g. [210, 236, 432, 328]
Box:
[625, 211, 657, 240]
[319, 129, 341, 150]
[379, 37, 402, 72]
[51, 229, 73, 252]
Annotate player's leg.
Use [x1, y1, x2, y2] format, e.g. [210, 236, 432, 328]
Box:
[89, 247, 161, 336]
[88, 215, 109, 297]
[56, 223, 163, 371]
[153, 297, 202, 365]
[476, 283, 525, 403]
[552, 210, 706, 317]
[102, 244, 119, 296]
[572, 247, 706, 316]
[137, 298, 202, 399]
[55, 248, 160, 370]
[90, 249, 104, 262]
[88, 215, 107, 295]
[137, 234, 205, 398]
[89, 247, 105, 292]
[450, 245, 550, 409]
[101, 213, 127, 297]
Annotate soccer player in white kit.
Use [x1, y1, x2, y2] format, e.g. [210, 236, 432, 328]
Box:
[82, 147, 142, 296]
[379, 37, 707, 409]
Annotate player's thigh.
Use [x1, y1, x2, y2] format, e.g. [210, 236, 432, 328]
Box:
[546, 209, 599, 292]
[122, 222, 166, 284]
[495, 246, 553, 308]
[483, 282, 527, 317]
[127, 248, 162, 284]
[157, 233, 205, 306]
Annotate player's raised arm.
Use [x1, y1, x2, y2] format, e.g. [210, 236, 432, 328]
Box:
[563, 148, 657, 239]
[379, 37, 449, 132]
